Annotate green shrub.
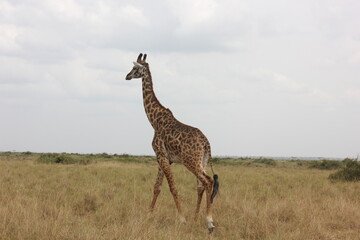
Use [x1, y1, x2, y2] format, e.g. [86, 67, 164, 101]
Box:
[36, 153, 75, 164]
[253, 158, 277, 166]
[342, 158, 357, 166]
[211, 157, 221, 164]
[309, 160, 342, 170]
[329, 159, 360, 182]
[0, 151, 12, 156]
[100, 152, 112, 159]
[113, 154, 153, 164]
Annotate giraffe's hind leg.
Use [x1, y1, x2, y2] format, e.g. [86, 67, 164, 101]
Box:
[194, 179, 205, 220]
[183, 161, 215, 233]
[203, 173, 215, 233]
[150, 166, 164, 211]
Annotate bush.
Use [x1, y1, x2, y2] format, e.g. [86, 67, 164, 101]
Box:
[253, 158, 277, 166]
[329, 159, 360, 182]
[309, 160, 342, 170]
[0, 151, 12, 156]
[36, 153, 76, 164]
[211, 157, 221, 164]
[100, 152, 112, 159]
[342, 158, 357, 166]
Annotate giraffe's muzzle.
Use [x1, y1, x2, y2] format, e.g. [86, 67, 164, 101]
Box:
[125, 74, 132, 80]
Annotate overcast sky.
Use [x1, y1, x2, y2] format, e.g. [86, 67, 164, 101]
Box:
[1, 0, 359, 158]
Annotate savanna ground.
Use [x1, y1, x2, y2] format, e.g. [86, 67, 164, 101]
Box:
[0, 152, 359, 240]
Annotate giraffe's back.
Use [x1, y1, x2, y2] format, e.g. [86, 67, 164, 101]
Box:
[157, 120, 211, 166]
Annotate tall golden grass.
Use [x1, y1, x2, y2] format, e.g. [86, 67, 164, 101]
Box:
[1, 156, 360, 239]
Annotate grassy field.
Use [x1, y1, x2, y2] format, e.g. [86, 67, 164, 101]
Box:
[1, 153, 360, 239]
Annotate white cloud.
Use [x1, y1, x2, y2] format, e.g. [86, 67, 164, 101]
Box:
[0, 0, 360, 157]
[45, 0, 83, 19]
[272, 73, 340, 109]
[120, 5, 149, 26]
[346, 88, 360, 102]
[0, 24, 20, 52]
[168, 0, 217, 35]
[273, 73, 305, 93]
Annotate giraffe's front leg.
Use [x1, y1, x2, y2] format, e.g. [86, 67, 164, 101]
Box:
[158, 155, 186, 223]
[150, 166, 164, 210]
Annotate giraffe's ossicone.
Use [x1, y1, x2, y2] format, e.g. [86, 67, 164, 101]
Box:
[125, 53, 219, 233]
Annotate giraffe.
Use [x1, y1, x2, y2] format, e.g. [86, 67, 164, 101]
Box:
[125, 53, 219, 233]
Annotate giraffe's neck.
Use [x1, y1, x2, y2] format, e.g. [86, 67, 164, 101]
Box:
[142, 66, 170, 130]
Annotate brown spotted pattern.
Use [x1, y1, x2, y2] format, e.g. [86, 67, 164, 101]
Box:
[125, 53, 216, 232]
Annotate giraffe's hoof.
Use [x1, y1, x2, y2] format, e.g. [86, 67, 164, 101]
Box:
[207, 219, 215, 234]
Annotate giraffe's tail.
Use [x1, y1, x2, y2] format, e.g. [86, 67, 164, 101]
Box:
[209, 157, 219, 203]
[211, 174, 219, 203]
[206, 146, 218, 203]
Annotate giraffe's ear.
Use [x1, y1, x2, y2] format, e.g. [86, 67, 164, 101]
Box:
[137, 53, 143, 62]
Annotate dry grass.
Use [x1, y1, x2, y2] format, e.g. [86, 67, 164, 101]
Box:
[1, 158, 360, 240]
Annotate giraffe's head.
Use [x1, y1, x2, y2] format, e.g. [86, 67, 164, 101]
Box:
[125, 53, 148, 80]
